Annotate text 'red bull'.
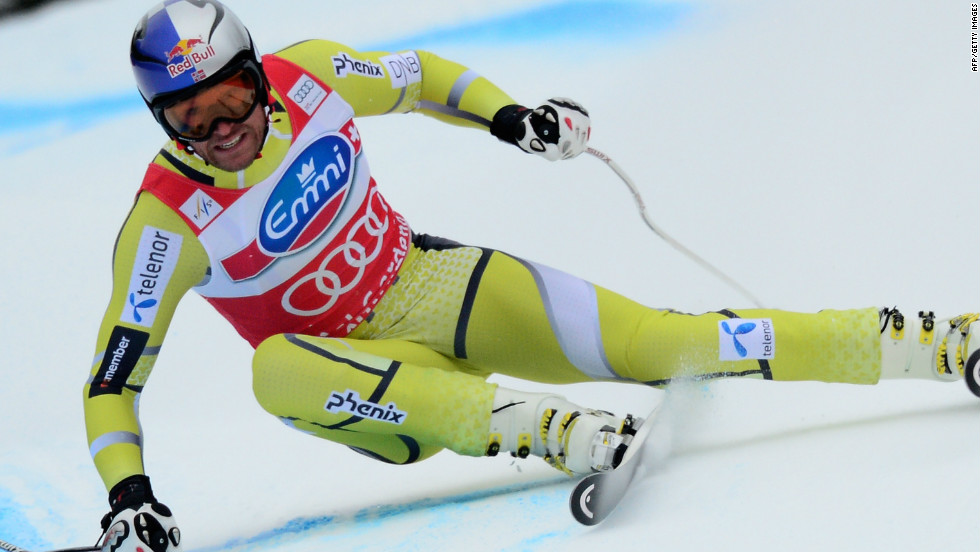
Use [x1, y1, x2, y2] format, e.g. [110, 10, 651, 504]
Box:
[167, 42, 216, 78]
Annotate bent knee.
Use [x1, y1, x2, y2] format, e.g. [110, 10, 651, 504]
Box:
[251, 333, 294, 415]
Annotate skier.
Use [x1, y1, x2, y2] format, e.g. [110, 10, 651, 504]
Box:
[86, 1, 978, 549]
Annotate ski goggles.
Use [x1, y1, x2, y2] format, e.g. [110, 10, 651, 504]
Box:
[157, 68, 261, 142]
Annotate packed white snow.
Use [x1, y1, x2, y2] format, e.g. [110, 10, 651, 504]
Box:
[1, 1, 977, 550]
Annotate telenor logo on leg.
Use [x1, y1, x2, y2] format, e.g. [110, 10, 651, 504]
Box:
[718, 318, 775, 361]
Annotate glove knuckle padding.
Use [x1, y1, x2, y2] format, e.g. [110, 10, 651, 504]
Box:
[519, 98, 591, 161]
[547, 97, 589, 117]
[102, 503, 182, 552]
[529, 106, 560, 145]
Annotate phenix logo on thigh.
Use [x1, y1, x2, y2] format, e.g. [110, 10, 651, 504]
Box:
[325, 390, 407, 424]
[718, 318, 775, 361]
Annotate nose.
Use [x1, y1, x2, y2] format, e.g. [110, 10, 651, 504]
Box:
[211, 120, 238, 138]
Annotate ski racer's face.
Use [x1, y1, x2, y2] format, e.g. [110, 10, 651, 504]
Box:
[188, 106, 267, 172]
[159, 67, 267, 171]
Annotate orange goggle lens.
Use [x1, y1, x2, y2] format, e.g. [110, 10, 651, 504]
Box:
[162, 69, 259, 141]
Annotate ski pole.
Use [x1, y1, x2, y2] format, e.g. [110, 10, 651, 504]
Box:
[587, 147, 765, 308]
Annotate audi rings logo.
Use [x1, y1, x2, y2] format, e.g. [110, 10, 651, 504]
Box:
[281, 188, 390, 316]
[259, 134, 354, 257]
[288, 75, 328, 115]
[293, 80, 315, 103]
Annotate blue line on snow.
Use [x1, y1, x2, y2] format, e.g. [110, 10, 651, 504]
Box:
[190, 477, 570, 551]
[364, 0, 693, 51]
[0, 91, 144, 133]
[0, 0, 692, 156]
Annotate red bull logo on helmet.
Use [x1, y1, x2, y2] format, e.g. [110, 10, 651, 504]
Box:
[165, 38, 216, 79]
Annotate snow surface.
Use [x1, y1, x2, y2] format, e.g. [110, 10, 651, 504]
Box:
[1, 0, 978, 550]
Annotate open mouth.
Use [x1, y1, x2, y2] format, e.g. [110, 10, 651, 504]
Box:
[216, 133, 244, 150]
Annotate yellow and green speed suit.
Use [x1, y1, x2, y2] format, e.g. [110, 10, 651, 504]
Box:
[84, 40, 882, 492]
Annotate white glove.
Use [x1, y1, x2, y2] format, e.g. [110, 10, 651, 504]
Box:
[99, 476, 181, 552]
[491, 98, 591, 161]
[101, 502, 182, 552]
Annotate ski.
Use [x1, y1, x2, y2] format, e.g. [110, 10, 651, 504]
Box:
[0, 539, 99, 552]
[569, 403, 661, 526]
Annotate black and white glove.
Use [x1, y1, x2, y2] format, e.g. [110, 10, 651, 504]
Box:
[99, 475, 182, 552]
[490, 98, 591, 161]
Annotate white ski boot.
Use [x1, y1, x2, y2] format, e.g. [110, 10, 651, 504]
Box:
[879, 308, 979, 395]
[486, 388, 637, 475]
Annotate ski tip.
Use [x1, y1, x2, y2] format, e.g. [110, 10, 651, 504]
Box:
[568, 402, 662, 526]
[569, 476, 601, 525]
